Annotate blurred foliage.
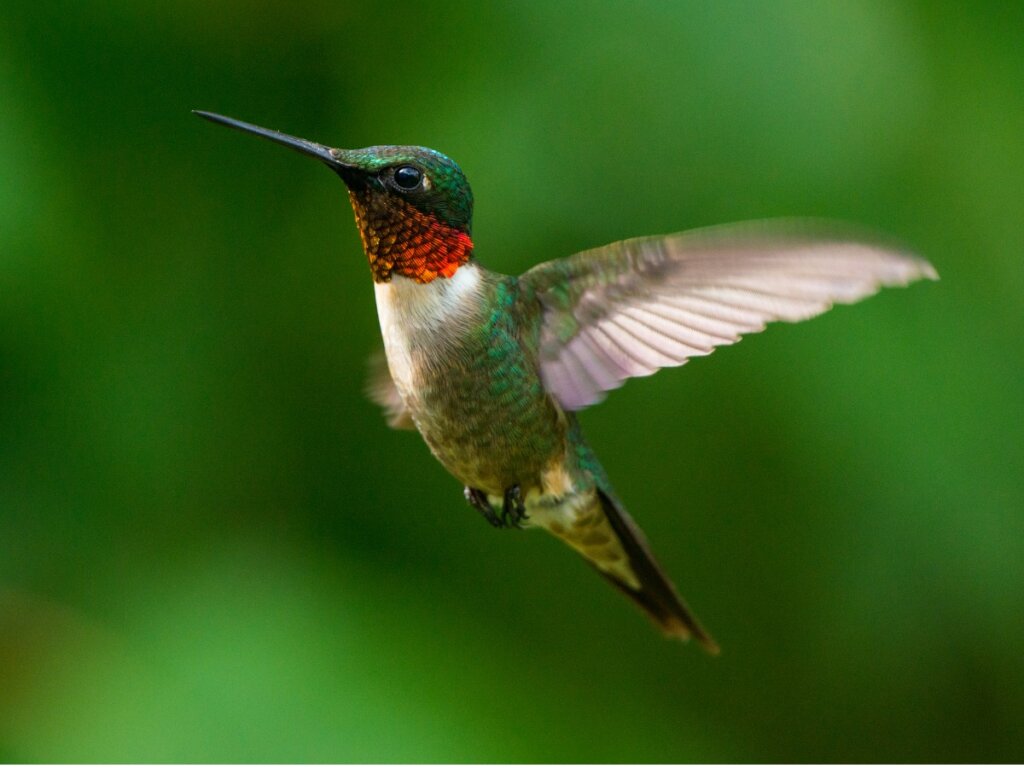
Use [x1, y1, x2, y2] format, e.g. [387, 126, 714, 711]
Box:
[2, 0, 1023, 762]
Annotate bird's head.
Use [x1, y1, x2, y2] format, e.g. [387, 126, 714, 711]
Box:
[195, 111, 474, 283]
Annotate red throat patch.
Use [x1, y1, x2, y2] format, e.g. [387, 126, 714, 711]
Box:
[348, 189, 474, 283]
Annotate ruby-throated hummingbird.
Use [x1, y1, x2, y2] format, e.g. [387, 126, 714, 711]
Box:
[195, 110, 937, 652]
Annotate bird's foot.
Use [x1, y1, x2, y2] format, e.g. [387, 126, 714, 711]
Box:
[501, 484, 528, 529]
[465, 487, 503, 528]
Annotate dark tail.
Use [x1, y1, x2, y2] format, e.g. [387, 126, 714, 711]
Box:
[594, 489, 719, 653]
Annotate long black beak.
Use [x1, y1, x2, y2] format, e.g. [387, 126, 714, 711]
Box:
[193, 110, 351, 171]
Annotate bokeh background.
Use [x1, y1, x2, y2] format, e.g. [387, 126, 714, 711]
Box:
[2, 0, 1023, 762]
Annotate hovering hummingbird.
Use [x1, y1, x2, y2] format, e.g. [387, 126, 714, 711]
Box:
[195, 110, 936, 652]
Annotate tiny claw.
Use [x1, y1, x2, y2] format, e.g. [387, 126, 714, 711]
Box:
[465, 487, 503, 528]
[501, 484, 528, 529]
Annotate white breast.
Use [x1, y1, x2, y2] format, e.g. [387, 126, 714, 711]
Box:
[373, 264, 483, 397]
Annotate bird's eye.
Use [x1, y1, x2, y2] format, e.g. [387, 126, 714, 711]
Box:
[393, 165, 422, 190]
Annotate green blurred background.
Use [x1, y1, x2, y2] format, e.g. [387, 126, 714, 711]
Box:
[2, 0, 1022, 762]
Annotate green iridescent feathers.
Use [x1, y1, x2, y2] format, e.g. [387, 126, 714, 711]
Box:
[337, 145, 474, 232]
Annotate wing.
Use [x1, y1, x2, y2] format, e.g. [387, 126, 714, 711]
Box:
[519, 219, 937, 411]
[365, 349, 416, 430]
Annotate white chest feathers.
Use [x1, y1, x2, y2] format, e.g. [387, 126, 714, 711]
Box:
[373, 264, 484, 396]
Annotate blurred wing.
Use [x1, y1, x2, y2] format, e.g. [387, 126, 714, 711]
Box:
[365, 349, 416, 430]
[520, 219, 937, 411]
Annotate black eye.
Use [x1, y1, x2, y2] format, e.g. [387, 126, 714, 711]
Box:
[393, 165, 422, 190]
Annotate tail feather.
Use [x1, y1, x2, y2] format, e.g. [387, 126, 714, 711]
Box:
[592, 489, 719, 653]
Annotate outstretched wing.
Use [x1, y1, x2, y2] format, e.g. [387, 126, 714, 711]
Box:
[365, 349, 416, 430]
[519, 220, 937, 411]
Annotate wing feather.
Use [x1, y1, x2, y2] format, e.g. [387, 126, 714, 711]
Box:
[570, 334, 623, 392]
[520, 219, 937, 411]
[365, 349, 416, 430]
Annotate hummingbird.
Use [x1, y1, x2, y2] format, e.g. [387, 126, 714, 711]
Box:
[195, 110, 937, 653]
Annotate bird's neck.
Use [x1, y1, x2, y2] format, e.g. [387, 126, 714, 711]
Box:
[373, 263, 488, 397]
[348, 189, 474, 284]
